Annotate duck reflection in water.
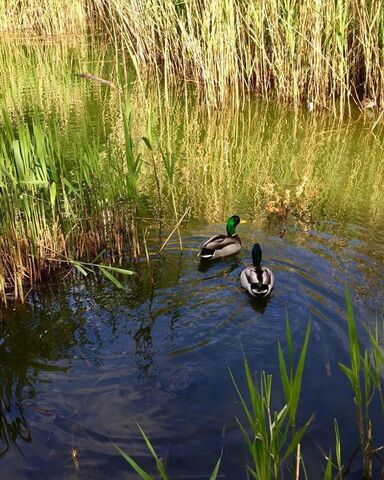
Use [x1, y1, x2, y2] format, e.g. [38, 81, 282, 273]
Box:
[248, 295, 271, 314]
[133, 320, 156, 385]
[198, 257, 243, 275]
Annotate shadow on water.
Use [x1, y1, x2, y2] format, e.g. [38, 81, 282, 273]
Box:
[0, 302, 74, 458]
[247, 295, 271, 314]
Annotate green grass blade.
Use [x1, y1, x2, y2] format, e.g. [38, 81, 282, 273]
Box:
[290, 320, 311, 423]
[114, 444, 152, 480]
[278, 341, 290, 403]
[323, 453, 333, 480]
[99, 266, 124, 289]
[229, 367, 254, 429]
[209, 451, 222, 480]
[142, 136, 153, 151]
[73, 262, 89, 276]
[137, 425, 169, 480]
[282, 414, 314, 462]
[100, 265, 136, 275]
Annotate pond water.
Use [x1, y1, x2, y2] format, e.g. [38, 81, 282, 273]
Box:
[1, 39, 384, 479]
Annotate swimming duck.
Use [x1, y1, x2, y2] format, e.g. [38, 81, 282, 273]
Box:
[240, 243, 274, 298]
[199, 215, 243, 260]
[361, 97, 376, 110]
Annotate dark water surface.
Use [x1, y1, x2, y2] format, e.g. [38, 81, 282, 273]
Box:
[1, 220, 384, 479]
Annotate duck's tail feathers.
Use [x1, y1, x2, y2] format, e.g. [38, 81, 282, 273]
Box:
[199, 248, 215, 259]
[251, 283, 269, 296]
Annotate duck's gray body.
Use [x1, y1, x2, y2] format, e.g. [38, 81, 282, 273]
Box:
[199, 234, 241, 259]
[240, 265, 274, 298]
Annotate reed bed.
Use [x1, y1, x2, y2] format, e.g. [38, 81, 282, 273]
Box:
[2, 89, 384, 300]
[1, 40, 384, 302]
[3, 0, 384, 110]
[0, 108, 143, 303]
[148, 91, 384, 228]
[0, 0, 88, 35]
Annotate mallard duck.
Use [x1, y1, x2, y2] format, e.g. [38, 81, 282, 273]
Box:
[240, 243, 274, 298]
[361, 97, 376, 110]
[199, 215, 243, 260]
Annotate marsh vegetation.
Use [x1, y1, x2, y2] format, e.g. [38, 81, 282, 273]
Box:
[1, 40, 384, 302]
[3, 0, 384, 110]
[1, 4, 384, 479]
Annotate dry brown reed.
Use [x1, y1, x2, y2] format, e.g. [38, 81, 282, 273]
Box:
[3, 1, 384, 110]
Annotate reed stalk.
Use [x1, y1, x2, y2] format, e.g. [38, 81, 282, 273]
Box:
[3, 1, 384, 110]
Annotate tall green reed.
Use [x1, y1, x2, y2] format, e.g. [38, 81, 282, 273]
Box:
[0, 108, 140, 301]
[230, 321, 312, 480]
[278, 318, 311, 429]
[338, 290, 383, 479]
[4, 1, 384, 111]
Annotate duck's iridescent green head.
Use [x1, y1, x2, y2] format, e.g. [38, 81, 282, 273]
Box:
[226, 215, 240, 236]
[252, 243, 262, 266]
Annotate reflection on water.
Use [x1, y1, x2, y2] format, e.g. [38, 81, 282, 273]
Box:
[1, 221, 384, 478]
[1, 38, 384, 478]
[1, 39, 384, 230]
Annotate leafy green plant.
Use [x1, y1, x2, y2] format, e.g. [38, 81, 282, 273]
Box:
[338, 290, 377, 479]
[230, 321, 312, 480]
[278, 318, 311, 429]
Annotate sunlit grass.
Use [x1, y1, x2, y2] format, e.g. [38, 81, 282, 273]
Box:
[3, 0, 384, 110]
[0, 107, 141, 301]
[2, 87, 384, 300]
[1, 40, 384, 301]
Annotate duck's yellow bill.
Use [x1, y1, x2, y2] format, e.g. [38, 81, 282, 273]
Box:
[240, 219, 247, 224]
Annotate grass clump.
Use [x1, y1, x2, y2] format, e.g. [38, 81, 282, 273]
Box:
[230, 321, 311, 479]
[338, 290, 384, 479]
[0, 108, 142, 302]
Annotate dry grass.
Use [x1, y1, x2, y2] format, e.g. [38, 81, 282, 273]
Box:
[3, 0, 384, 110]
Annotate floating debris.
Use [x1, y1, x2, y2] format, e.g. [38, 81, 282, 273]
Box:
[75, 72, 116, 89]
[71, 448, 80, 471]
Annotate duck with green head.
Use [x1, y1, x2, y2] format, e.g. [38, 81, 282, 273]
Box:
[199, 215, 244, 260]
[240, 243, 274, 297]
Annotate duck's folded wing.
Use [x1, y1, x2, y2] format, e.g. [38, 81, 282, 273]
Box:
[203, 234, 236, 250]
[263, 268, 274, 288]
[261, 269, 271, 284]
[245, 267, 258, 284]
